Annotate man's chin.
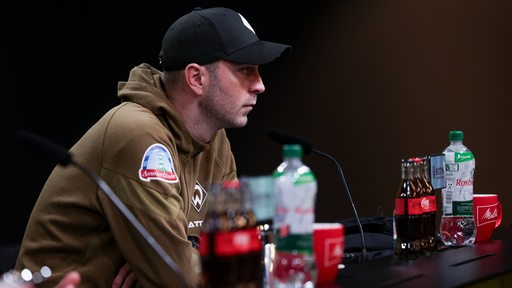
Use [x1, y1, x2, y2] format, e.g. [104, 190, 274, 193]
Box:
[229, 118, 248, 128]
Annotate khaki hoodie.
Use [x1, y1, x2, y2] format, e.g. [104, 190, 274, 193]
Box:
[16, 63, 237, 287]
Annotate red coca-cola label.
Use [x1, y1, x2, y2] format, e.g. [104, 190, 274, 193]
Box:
[395, 198, 423, 215]
[199, 227, 262, 256]
[420, 196, 437, 213]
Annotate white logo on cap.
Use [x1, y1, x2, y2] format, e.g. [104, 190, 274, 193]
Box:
[238, 13, 256, 34]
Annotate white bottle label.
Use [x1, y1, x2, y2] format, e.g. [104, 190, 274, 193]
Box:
[442, 151, 475, 216]
[273, 171, 317, 235]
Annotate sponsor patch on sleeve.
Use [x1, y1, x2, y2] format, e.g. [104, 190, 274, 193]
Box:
[139, 143, 178, 183]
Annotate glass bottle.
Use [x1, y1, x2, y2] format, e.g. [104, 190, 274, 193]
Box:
[199, 180, 262, 287]
[394, 159, 422, 260]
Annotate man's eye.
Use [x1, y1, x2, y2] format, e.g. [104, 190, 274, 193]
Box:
[241, 67, 256, 75]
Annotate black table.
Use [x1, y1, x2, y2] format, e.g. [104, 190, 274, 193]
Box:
[335, 226, 512, 288]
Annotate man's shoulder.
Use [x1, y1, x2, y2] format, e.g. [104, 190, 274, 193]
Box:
[95, 102, 167, 142]
[107, 102, 160, 127]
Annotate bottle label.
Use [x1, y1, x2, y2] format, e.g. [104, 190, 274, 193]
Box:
[421, 195, 437, 213]
[273, 171, 317, 234]
[272, 170, 316, 185]
[242, 175, 275, 222]
[274, 232, 314, 254]
[442, 151, 475, 216]
[394, 197, 424, 215]
[452, 200, 473, 216]
[199, 227, 262, 256]
[430, 154, 447, 190]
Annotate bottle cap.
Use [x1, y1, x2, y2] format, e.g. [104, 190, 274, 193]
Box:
[283, 144, 302, 158]
[449, 130, 464, 141]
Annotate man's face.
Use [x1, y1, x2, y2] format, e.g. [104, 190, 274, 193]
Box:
[199, 60, 265, 129]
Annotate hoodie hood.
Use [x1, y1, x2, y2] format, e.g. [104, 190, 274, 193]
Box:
[116, 63, 214, 156]
[117, 63, 172, 117]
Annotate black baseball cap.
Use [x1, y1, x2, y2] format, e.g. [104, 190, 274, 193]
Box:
[159, 7, 291, 71]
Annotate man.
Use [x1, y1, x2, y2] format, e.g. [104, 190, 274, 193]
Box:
[15, 7, 290, 287]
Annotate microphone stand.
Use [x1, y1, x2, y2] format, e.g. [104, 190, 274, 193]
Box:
[72, 160, 190, 287]
[312, 148, 369, 263]
[265, 128, 369, 263]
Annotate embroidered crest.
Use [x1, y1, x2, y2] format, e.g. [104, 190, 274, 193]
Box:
[192, 181, 208, 212]
[139, 144, 178, 183]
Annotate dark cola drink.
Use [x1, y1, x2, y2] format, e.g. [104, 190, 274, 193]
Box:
[409, 158, 428, 255]
[199, 180, 263, 288]
[199, 225, 262, 287]
[409, 157, 438, 256]
[421, 156, 438, 255]
[394, 159, 423, 260]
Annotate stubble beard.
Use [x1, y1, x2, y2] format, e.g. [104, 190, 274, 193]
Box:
[202, 75, 249, 129]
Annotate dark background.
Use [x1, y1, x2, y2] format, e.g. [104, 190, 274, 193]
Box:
[4, 0, 512, 246]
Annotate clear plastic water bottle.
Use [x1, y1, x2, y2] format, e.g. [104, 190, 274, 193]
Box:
[439, 130, 477, 246]
[272, 144, 317, 287]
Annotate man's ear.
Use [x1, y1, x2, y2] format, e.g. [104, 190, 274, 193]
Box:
[184, 64, 205, 95]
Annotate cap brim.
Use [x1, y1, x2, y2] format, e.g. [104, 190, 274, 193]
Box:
[223, 40, 291, 65]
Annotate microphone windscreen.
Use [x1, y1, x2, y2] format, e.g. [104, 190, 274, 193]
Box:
[266, 128, 313, 155]
[16, 130, 72, 166]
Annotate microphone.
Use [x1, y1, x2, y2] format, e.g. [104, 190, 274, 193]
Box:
[266, 128, 368, 263]
[15, 130, 191, 287]
[266, 128, 314, 155]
